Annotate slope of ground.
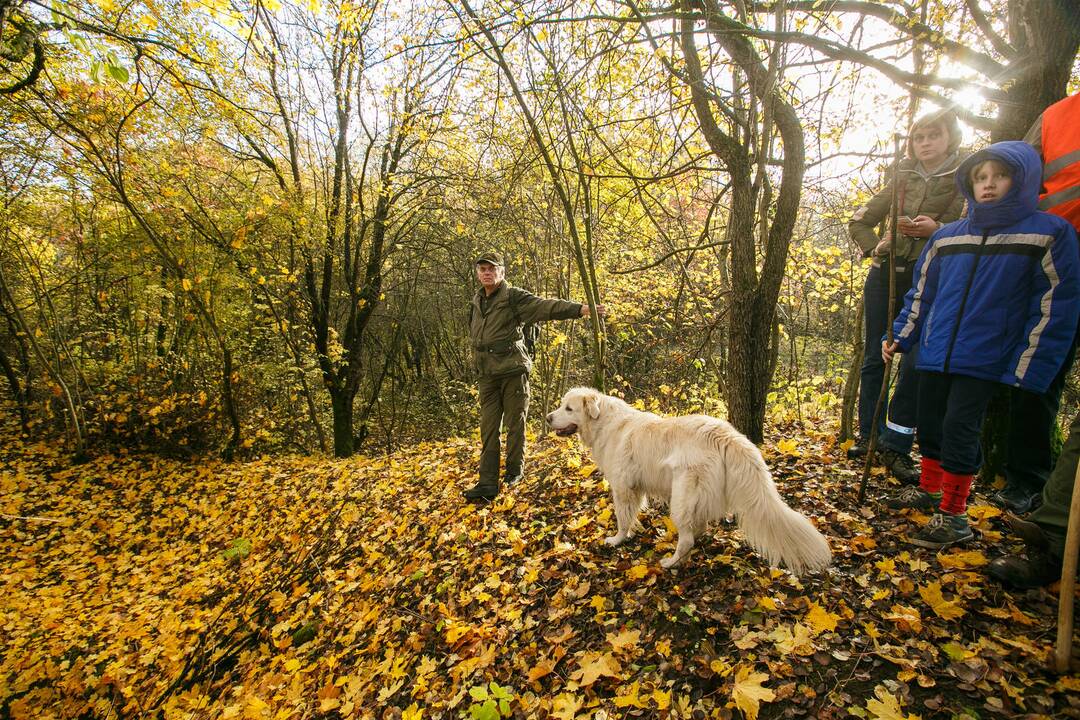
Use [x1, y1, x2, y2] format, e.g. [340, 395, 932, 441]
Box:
[2, 412, 1079, 720]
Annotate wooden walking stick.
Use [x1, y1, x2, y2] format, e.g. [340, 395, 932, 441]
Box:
[1053, 458, 1080, 673]
[857, 135, 904, 504]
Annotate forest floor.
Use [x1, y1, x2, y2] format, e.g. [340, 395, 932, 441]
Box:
[2, 410, 1079, 720]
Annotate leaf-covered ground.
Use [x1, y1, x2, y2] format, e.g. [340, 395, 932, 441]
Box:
[3, 411, 1079, 720]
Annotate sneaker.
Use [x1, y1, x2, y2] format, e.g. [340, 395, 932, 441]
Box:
[990, 485, 1042, 514]
[463, 481, 499, 502]
[883, 485, 940, 511]
[909, 513, 973, 550]
[878, 448, 919, 485]
[987, 551, 1062, 589]
[846, 439, 869, 459]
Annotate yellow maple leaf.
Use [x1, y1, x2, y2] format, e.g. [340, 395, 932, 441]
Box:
[919, 581, 965, 620]
[865, 684, 921, 720]
[804, 601, 840, 634]
[653, 688, 672, 709]
[606, 628, 641, 652]
[626, 564, 649, 580]
[401, 703, 422, 720]
[776, 438, 800, 456]
[613, 680, 648, 708]
[550, 692, 584, 720]
[579, 464, 597, 477]
[884, 605, 923, 634]
[527, 657, 557, 682]
[937, 549, 988, 569]
[574, 651, 621, 686]
[731, 665, 776, 720]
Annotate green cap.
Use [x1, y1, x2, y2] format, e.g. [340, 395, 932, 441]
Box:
[474, 251, 504, 266]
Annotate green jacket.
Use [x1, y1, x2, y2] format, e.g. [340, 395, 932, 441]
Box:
[469, 282, 582, 378]
[849, 152, 967, 269]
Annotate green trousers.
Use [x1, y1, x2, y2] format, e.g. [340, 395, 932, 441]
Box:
[477, 372, 530, 487]
[1029, 409, 1080, 555]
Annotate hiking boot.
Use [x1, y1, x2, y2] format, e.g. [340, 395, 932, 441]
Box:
[846, 439, 869, 459]
[909, 513, 973, 550]
[463, 480, 499, 502]
[990, 485, 1042, 514]
[878, 448, 920, 485]
[883, 485, 940, 512]
[1002, 511, 1054, 552]
[503, 466, 523, 486]
[987, 551, 1062, 589]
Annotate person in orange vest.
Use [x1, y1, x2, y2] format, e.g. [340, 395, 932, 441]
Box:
[990, 93, 1080, 588]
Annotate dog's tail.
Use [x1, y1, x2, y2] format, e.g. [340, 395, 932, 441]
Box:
[726, 440, 832, 575]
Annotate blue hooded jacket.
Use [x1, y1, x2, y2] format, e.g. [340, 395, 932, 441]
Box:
[892, 141, 1080, 393]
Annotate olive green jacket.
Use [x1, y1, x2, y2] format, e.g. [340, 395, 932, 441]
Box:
[849, 152, 967, 268]
[469, 282, 582, 378]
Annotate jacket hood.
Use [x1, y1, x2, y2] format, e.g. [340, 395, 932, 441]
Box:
[957, 141, 1041, 231]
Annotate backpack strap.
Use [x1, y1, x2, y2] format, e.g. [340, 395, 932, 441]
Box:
[507, 286, 524, 327]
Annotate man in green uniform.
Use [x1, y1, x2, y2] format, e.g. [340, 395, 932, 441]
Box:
[463, 251, 604, 502]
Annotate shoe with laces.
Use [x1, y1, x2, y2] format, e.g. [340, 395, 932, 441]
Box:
[909, 513, 973, 550]
[883, 485, 940, 511]
[990, 485, 1042, 514]
[878, 448, 920, 485]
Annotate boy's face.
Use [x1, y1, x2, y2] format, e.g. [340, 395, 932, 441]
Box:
[971, 160, 1013, 204]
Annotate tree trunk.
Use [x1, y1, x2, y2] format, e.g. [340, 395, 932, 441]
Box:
[993, 0, 1080, 141]
[220, 347, 241, 460]
[0, 342, 29, 430]
[331, 389, 355, 458]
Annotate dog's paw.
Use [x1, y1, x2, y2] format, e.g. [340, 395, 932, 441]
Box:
[659, 555, 681, 569]
[604, 535, 625, 547]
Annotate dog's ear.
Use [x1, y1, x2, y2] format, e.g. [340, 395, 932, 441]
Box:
[583, 392, 601, 419]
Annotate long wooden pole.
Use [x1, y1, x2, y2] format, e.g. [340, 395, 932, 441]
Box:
[857, 135, 903, 504]
[1054, 459, 1080, 672]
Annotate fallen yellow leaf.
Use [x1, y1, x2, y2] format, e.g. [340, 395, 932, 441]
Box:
[731, 664, 776, 720]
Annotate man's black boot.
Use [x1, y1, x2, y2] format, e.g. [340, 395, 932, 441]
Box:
[503, 465, 523, 486]
[987, 513, 1066, 589]
[463, 480, 499, 502]
[987, 551, 1062, 589]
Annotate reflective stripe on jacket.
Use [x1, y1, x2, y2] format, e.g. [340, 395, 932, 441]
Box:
[893, 141, 1080, 394]
[1039, 93, 1080, 230]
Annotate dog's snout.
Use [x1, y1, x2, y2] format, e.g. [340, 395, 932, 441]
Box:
[545, 412, 553, 425]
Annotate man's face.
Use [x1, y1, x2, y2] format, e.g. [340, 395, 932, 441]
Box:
[476, 262, 504, 291]
[971, 160, 1013, 205]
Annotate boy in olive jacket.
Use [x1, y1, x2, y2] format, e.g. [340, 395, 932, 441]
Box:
[465, 252, 603, 501]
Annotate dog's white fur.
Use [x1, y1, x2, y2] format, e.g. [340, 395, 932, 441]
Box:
[546, 387, 832, 574]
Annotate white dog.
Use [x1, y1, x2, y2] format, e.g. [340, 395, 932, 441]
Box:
[546, 387, 832, 574]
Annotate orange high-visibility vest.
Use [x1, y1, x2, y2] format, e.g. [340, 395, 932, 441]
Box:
[1040, 93, 1080, 231]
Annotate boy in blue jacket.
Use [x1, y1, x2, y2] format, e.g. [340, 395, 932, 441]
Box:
[882, 141, 1080, 549]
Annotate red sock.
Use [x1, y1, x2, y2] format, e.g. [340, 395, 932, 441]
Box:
[919, 457, 944, 494]
[940, 471, 973, 515]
